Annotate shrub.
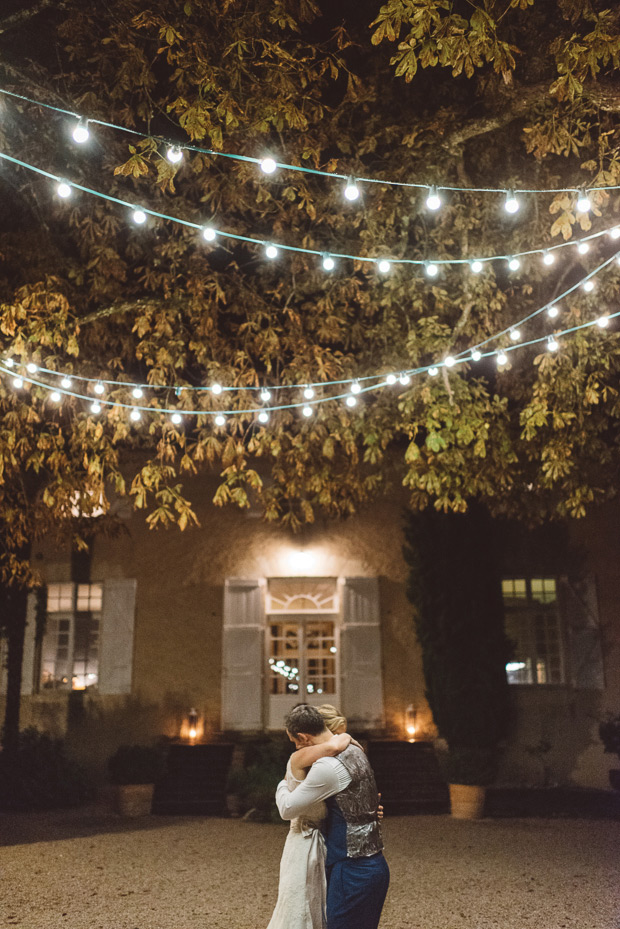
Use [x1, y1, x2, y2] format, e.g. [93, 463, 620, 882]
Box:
[227, 734, 291, 822]
[0, 728, 93, 811]
[107, 743, 167, 785]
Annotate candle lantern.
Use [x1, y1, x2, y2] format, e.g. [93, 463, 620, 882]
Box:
[405, 703, 417, 741]
[188, 707, 198, 743]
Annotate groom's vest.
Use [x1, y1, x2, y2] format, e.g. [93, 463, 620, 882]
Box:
[324, 744, 384, 867]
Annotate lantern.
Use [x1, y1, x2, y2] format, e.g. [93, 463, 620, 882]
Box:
[405, 704, 417, 742]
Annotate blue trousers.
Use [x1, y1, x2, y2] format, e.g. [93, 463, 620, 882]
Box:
[326, 853, 390, 929]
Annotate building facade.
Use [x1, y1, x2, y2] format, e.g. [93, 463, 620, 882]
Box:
[1, 478, 618, 789]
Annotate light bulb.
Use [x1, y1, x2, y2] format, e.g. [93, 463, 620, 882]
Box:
[577, 241, 590, 254]
[61, 377, 72, 389]
[322, 255, 335, 271]
[258, 411, 269, 423]
[471, 350, 481, 362]
[508, 257, 521, 271]
[378, 260, 391, 274]
[547, 337, 559, 352]
[351, 381, 361, 394]
[399, 373, 411, 385]
[5, 358, 14, 368]
[13, 376, 23, 389]
[510, 328, 521, 341]
[171, 413, 183, 425]
[166, 145, 183, 164]
[344, 177, 360, 201]
[504, 190, 520, 213]
[72, 119, 89, 144]
[26, 362, 37, 374]
[470, 260, 483, 273]
[57, 181, 72, 199]
[386, 374, 397, 385]
[428, 366, 439, 377]
[444, 356, 455, 367]
[302, 405, 313, 417]
[260, 389, 271, 402]
[610, 227, 620, 240]
[215, 414, 226, 426]
[583, 280, 595, 292]
[212, 383, 222, 395]
[50, 391, 61, 403]
[542, 251, 555, 266]
[497, 351, 508, 365]
[425, 262, 438, 278]
[547, 305, 559, 318]
[90, 401, 101, 413]
[597, 315, 609, 328]
[132, 209, 147, 225]
[265, 244, 278, 259]
[132, 387, 143, 399]
[345, 395, 357, 407]
[202, 226, 216, 242]
[130, 409, 141, 421]
[94, 382, 105, 394]
[260, 157, 277, 174]
[426, 186, 441, 211]
[576, 190, 591, 213]
[303, 386, 315, 400]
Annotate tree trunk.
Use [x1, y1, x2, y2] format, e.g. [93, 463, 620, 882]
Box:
[2, 584, 29, 754]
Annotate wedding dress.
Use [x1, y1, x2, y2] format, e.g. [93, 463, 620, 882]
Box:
[267, 759, 327, 929]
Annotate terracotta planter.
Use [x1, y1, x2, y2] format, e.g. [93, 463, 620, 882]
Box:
[449, 783, 486, 820]
[113, 783, 154, 817]
[609, 769, 620, 791]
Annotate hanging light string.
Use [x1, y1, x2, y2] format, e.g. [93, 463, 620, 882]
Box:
[3, 245, 617, 398]
[2, 85, 620, 198]
[1, 150, 619, 274]
[2, 308, 618, 422]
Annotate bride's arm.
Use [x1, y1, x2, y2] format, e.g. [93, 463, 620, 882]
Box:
[290, 733, 351, 780]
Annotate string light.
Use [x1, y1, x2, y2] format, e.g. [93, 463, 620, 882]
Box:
[265, 244, 278, 259]
[94, 382, 105, 394]
[72, 118, 89, 144]
[61, 376, 72, 389]
[132, 209, 146, 225]
[508, 257, 521, 271]
[497, 351, 508, 365]
[258, 411, 269, 423]
[57, 181, 72, 198]
[132, 387, 143, 399]
[260, 389, 272, 402]
[260, 157, 277, 175]
[211, 383, 222, 395]
[425, 262, 438, 278]
[547, 336, 559, 352]
[90, 401, 101, 413]
[351, 381, 361, 394]
[611, 227, 620, 240]
[130, 409, 141, 421]
[13, 376, 23, 389]
[344, 177, 360, 201]
[583, 280, 595, 292]
[166, 145, 183, 164]
[577, 241, 590, 254]
[504, 190, 520, 214]
[345, 395, 357, 407]
[378, 260, 391, 273]
[510, 328, 521, 341]
[542, 251, 555, 266]
[50, 391, 61, 402]
[576, 190, 591, 213]
[470, 260, 483, 273]
[202, 226, 216, 242]
[302, 405, 313, 417]
[428, 367, 439, 377]
[385, 374, 397, 385]
[171, 413, 183, 425]
[444, 356, 456, 368]
[303, 386, 315, 400]
[597, 315, 609, 328]
[548, 305, 559, 319]
[322, 254, 335, 271]
[215, 414, 226, 426]
[426, 186, 442, 211]
[471, 350, 481, 362]
[5, 358, 14, 368]
[26, 362, 37, 374]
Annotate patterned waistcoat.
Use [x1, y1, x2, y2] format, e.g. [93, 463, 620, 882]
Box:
[324, 744, 384, 866]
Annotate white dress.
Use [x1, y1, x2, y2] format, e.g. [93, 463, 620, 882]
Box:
[267, 760, 327, 929]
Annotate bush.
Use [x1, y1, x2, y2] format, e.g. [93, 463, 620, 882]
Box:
[107, 743, 167, 785]
[0, 728, 93, 811]
[443, 747, 498, 787]
[227, 734, 291, 822]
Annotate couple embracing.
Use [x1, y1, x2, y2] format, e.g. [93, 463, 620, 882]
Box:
[268, 703, 389, 929]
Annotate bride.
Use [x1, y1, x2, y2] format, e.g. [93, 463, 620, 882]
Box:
[267, 705, 366, 929]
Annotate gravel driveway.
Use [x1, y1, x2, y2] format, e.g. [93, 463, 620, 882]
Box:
[1, 809, 618, 929]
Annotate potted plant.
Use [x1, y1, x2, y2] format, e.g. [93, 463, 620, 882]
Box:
[108, 744, 166, 816]
[403, 504, 512, 819]
[598, 713, 620, 790]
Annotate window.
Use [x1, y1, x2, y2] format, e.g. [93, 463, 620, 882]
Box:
[268, 620, 337, 696]
[41, 582, 102, 691]
[502, 577, 564, 685]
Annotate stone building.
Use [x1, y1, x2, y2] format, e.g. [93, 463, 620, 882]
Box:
[1, 477, 617, 789]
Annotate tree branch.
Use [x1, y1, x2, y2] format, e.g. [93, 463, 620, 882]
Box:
[0, 0, 68, 36]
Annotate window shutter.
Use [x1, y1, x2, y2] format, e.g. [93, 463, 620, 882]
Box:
[20, 592, 38, 696]
[559, 575, 605, 690]
[341, 577, 384, 729]
[99, 578, 137, 695]
[221, 579, 264, 731]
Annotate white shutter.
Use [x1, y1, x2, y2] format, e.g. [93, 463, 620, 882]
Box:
[340, 577, 384, 729]
[221, 578, 264, 731]
[21, 592, 37, 695]
[99, 578, 137, 695]
[559, 575, 605, 690]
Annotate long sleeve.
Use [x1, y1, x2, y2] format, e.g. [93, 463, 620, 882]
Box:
[276, 757, 352, 820]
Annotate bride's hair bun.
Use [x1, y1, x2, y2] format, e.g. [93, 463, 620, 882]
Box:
[318, 704, 347, 734]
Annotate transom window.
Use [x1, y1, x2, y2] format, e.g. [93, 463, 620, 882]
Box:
[502, 577, 564, 685]
[41, 582, 102, 691]
[267, 578, 339, 614]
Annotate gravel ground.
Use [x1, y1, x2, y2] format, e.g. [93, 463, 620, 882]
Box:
[1, 808, 618, 929]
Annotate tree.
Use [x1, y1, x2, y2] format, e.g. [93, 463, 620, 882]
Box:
[1, 0, 620, 739]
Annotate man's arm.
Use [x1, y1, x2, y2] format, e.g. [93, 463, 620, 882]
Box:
[289, 733, 351, 780]
[276, 757, 351, 820]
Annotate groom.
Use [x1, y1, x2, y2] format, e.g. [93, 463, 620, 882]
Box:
[276, 704, 389, 929]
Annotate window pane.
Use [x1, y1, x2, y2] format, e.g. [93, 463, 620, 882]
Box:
[76, 582, 103, 612]
[267, 578, 338, 614]
[72, 614, 100, 690]
[268, 623, 301, 695]
[305, 621, 336, 695]
[40, 616, 73, 690]
[47, 583, 74, 613]
[503, 576, 563, 686]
